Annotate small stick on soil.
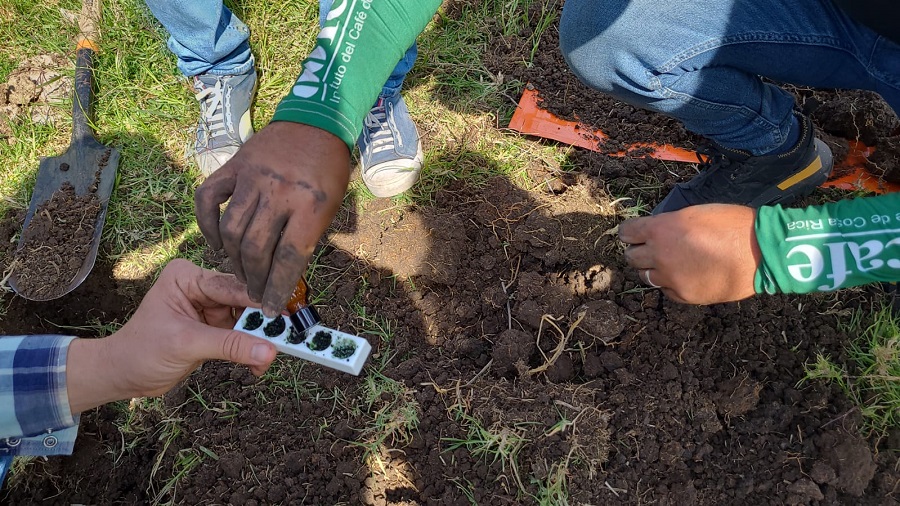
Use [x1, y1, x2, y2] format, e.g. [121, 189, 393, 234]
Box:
[420, 360, 492, 395]
[820, 406, 858, 429]
[500, 279, 513, 330]
[462, 359, 493, 388]
[506, 438, 527, 499]
[499, 256, 522, 331]
[533, 314, 563, 364]
[605, 481, 627, 497]
[0, 258, 19, 292]
[527, 310, 586, 376]
[594, 223, 620, 247]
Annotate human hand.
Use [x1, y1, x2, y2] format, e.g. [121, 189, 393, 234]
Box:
[66, 259, 278, 414]
[195, 121, 351, 317]
[618, 204, 761, 304]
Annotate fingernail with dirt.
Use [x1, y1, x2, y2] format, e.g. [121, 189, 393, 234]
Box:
[261, 305, 279, 319]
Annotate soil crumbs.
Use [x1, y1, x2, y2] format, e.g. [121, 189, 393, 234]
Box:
[0, 54, 72, 142]
[12, 182, 101, 300]
[4, 2, 900, 505]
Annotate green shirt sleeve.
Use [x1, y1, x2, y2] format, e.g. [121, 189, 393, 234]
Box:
[272, 0, 442, 149]
[755, 193, 900, 294]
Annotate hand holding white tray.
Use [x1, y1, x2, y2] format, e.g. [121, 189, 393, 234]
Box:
[233, 307, 372, 376]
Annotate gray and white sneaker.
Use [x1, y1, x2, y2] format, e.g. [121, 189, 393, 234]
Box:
[356, 94, 424, 197]
[192, 71, 257, 177]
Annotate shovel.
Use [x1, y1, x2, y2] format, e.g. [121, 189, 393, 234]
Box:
[9, 0, 119, 300]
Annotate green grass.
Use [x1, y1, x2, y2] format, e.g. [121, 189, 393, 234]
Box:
[443, 404, 584, 502]
[443, 410, 529, 472]
[802, 302, 900, 440]
[152, 447, 205, 506]
[347, 349, 421, 466]
[531, 458, 570, 506]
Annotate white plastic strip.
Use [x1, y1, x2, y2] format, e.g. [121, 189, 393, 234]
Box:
[233, 307, 372, 375]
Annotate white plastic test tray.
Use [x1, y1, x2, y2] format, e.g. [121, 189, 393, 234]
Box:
[233, 307, 372, 375]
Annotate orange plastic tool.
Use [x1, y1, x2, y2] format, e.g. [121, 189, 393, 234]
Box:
[509, 87, 900, 195]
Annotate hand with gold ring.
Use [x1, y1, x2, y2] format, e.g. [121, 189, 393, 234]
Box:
[618, 204, 761, 305]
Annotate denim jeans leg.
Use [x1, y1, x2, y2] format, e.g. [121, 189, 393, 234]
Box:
[318, 0, 417, 98]
[560, 0, 900, 155]
[144, 0, 254, 77]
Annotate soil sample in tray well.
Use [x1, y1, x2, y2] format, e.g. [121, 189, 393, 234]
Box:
[234, 307, 371, 375]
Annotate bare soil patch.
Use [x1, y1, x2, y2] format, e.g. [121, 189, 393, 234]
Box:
[0, 54, 72, 141]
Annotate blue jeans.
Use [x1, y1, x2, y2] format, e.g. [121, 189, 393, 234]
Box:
[0, 455, 10, 488]
[143, 0, 416, 97]
[559, 0, 900, 155]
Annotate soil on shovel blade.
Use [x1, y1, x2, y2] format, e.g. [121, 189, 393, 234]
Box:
[12, 182, 101, 300]
[12, 149, 111, 300]
[3, 2, 900, 505]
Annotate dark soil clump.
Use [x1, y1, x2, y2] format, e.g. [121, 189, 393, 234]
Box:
[286, 326, 304, 344]
[262, 316, 285, 337]
[308, 330, 332, 351]
[242, 310, 263, 331]
[12, 182, 100, 300]
[867, 136, 900, 183]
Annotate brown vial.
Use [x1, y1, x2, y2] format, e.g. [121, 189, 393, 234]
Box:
[287, 277, 321, 332]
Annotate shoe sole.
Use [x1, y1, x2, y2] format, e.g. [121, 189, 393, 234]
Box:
[749, 138, 834, 208]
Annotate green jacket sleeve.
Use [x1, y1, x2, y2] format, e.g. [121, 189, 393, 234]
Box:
[755, 193, 900, 294]
[272, 0, 442, 149]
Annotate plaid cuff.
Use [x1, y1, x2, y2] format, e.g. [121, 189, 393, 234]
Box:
[0, 335, 80, 456]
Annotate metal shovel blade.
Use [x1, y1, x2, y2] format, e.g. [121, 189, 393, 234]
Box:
[8, 0, 118, 301]
[8, 142, 119, 300]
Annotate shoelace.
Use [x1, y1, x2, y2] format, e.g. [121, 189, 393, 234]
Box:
[690, 143, 742, 189]
[194, 79, 230, 141]
[363, 101, 403, 156]
[694, 144, 722, 170]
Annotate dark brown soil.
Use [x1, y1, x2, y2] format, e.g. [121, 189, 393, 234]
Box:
[868, 136, 900, 183]
[3, 2, 900, 505]
[11, 182, 101, 299]
[11, 147, 112, 300]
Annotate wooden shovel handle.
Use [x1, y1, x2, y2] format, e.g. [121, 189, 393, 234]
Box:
[76, 0, 101, 52]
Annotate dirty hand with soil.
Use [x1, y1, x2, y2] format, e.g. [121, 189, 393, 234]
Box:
[193, 0, 438, 317]
[619, 204, 761, 305]
[64, 259, 277, 414]
[195, 122, 350, 319]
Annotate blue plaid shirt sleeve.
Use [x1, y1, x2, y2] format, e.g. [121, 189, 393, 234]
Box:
[0, 335, 80, 456]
